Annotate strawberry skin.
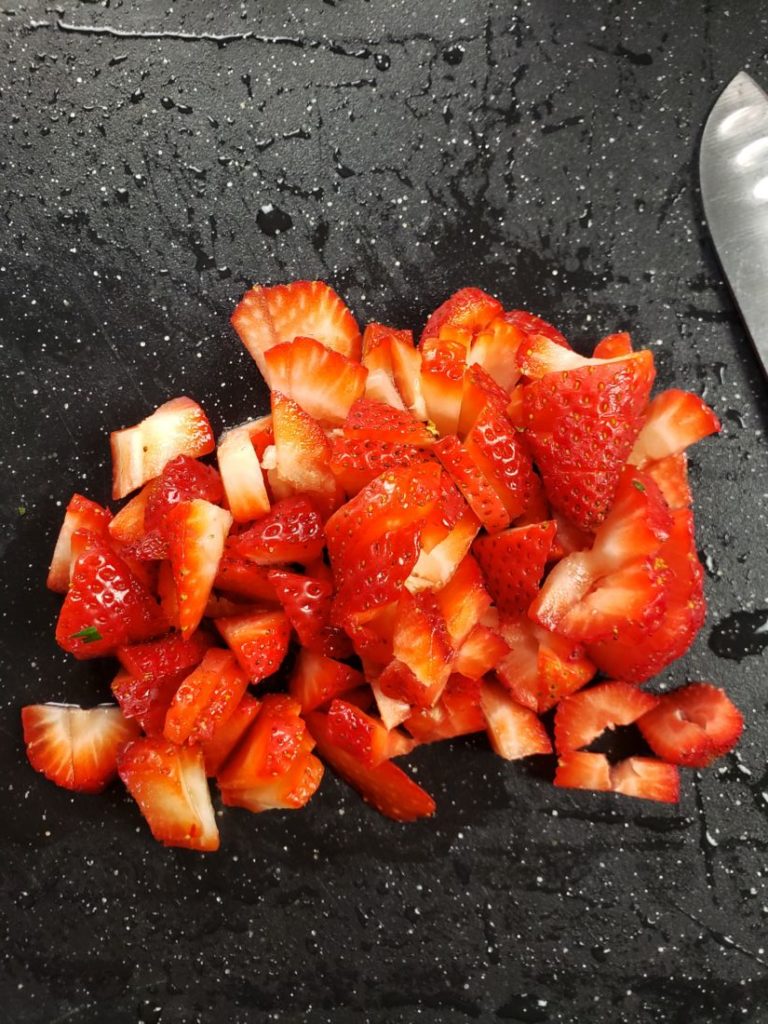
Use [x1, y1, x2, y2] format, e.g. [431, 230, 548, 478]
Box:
[473, 521, 556, 616]
[166, 499, 233, 636]
[117, 630, 213, 686]
[22, 704, 140, 793]
[215, 608, 291, 684]
[420, 287, 502, 344]
[56, 533, 168, 658]
[264, 335, 367, 425]
[230, 495, 325, 566]
[343, 397, 435, 447]
[267, 568, 350, 658]
[329, 434, 431, 496]
[200, 694, 262, 777]
[592, 331, 633, 359]
[433, 435, 510, 534]
[111, 667, 183, 736]
[137, 455, 224, 560]
[463, 403, 535, 519]
[637, 683, 743, 768]
[554, 680, 659, 753]
[47, 494, 113, 593]
[163, 648, 250, 745]
[288, 648, 364, 714]
[118, 738, 220, 851]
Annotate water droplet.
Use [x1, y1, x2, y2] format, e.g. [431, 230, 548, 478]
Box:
[443, 44, 465, 66]
[373, 53, 391, 71]
[130, 88, 144, 104]
[256, 203, 293, 237]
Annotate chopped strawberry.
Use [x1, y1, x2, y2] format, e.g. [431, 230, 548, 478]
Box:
[463, 403, 535, 519]
[22, 703, 140, 793]
[404, 674, 486, 743]
[204, 594, 259, 619]
[384, 590, 453, 707]
[307, 710, 435, 822]
[592, 331, 633, 359]
[554, 680, 659, 753]
[479, 680, 552, 760]
[269, 390, 342, 517]
[215, 608, 291, 683]
[389, 333, 428, 420]
[217, 422, 271, 523]
[231, 280, 361, 382]
[333, 524, 423, 627]
[288, 648, 363, 714]
[362, 322, 414, 358]
[166, 499, 233, 636]
[108, 485, 152, 547]
[406, 506, 480, 592]
[163, 648, 249, 745]
[230, 495, 324, 566]
[467, 315, 528, 393]
[433, 555, 491, 645]
[636, 683, 743, 768]
[420, 288, 503, 344]
[329, 434, 431, 496]
[458, 363, 510, 437]
[629, 389, 720, 466]
[549, 513, 594, 562]
[361, 330, 408, 410]
[110, 396, 215, 500]
[343, 398, 434, 447]
[554, 751, 679, 804]
[514, 470, 550, 526]
[214, 553, 280, 602]
[264, 336, 368, 425]
[268, 568, 350, 658]
[454, 623, 510, 680]
[118, 738, 219, 851]
[504, 309, 570, 348]
[47, 494, 113, 593]
[327, 698, 412, 766]
[420, 336, 468, 436]
[220, 751, 324, 813]
[136, 455, 223, 559]
[521, 348, 655, 528]
[117, 630, 213, 686]
[200, 694, 262, 777]
[473, 521, 555, 616]
[433, 435, 510, 533]
[111, 667, 184, 736]
[371, 679, 412, 730]
[645, 453, 692, 510]
[56, 533, 168, 658]
[343, 601, 399, 668]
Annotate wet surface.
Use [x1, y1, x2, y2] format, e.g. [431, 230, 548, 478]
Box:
[1, 1, 768, 1022]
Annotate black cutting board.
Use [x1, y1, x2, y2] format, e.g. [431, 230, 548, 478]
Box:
[2, 2, 768, 1022]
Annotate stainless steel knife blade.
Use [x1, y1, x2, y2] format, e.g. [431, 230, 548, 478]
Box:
[701, 71, 768, 377]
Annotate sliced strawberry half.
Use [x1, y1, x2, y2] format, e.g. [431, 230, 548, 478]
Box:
[220, 751, 324, 813]
[163, 647, 249, 745]
[458, 363, 510, 437]
[264, 336, 367, 425]
[217, 421, 271, 524]
[389, 333, 428, 420]
[307, 710, 435, 822]
[361, 328, 408, 410]
[554, 680, 659, 753]
[269, 390, 342, 517]
[230, 495, 325, 566]
[629, 389, 720, 466]
[434, 435, 510, 533]
[214, 553, 280, 602]
[479, 680, 552, 760]
[288, 648, 364, 714]
[118, 738, 219, 851]
[166, 499, 233, 636]
[47, 494, 113, 593]
[110, 396, 215, 500]
[555, 751, 679, 804]
[22, 704, 140, 793]
[636, 683, 743, 768]
[268, 568, 350, 658]
[473, 521, 555, 616]
[231, 280, 361, 383]
[467, 315, 527, 393]
[56, 533, 168, 658]
[200, 694, 262, 777]
[215, 608, 291, 684]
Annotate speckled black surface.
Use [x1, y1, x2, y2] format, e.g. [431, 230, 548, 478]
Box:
[2, 2, 768, 1022]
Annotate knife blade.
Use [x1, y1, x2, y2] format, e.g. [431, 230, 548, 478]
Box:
[700, 71, 768, 378]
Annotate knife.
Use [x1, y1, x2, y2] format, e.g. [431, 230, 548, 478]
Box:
[700, 71, 768, 378]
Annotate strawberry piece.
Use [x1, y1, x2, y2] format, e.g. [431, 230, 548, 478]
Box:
[433, 435, 510, 533]
[592, 331, 633, 359]
[385, 591, 453, 707]
[269, 390, 342, 517]
[230, 495, 325, 566]
[200, 694, 262, 777]
[554, 680, 659, 753]
[307, 710, 435, 821]
[407, 506, 480, 593]
[111, 667, 183, 736]
[268, 568, 350, 658]
[215, 608, 291, 683]
[549, 514, 594, 562]
[433, 554, 491, 645]
[163, 648, 249, 745]
[214, 553, 280, 602]
[56, 533, 168, 658]
[264, 336, 368, 425]
[231, 280, 361, 383]
[220, 752, 324, 813]
[587, 508, 705, 682]
[554, 751, 679, 803]
[371, 679, 412, 730]
[629, 389, 720, 466]
[514, 470, 550, 526]
[458, 363, 510, 437]
[289, 648, 364, 714]
[108, 485, 152, 547]
[504, 309, 570, 348]
[404, 674, 486, 743]
[22, 704, 140, 793]
[333, 525, 423, 627]
[421, 288, 503, 344]
[138, 455, 224, 559]
[454, 623, 510, 680]
[389, 334, 428, 420]
[117, 630, 213, 686]
[362, 322, 414, 358]
[157, 560, 179, 630]
[361, 328, 409, 410]
[47, 494, 112, 593]
[110, 396, 215, 500]
[166, 499, 233, 636]
[343, 398, 434, 447]
[479, 680, 552, 760]
[118, 738, 219, 851]
[463, 404, 535, 519]
[521, 350, 655, 529]
[636, 683, 743, 768]
[645, 453, 692, 510]
[329, 434, 431, 496]
[217, 422, 271, 524]
[467, 316, 528, 393]
[327, 698, 411, 767]
[473, 521, 556, 615]
[420, 336, 468, 436]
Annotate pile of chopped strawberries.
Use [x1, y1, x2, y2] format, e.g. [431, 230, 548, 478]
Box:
[22, 281, 743, 852]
